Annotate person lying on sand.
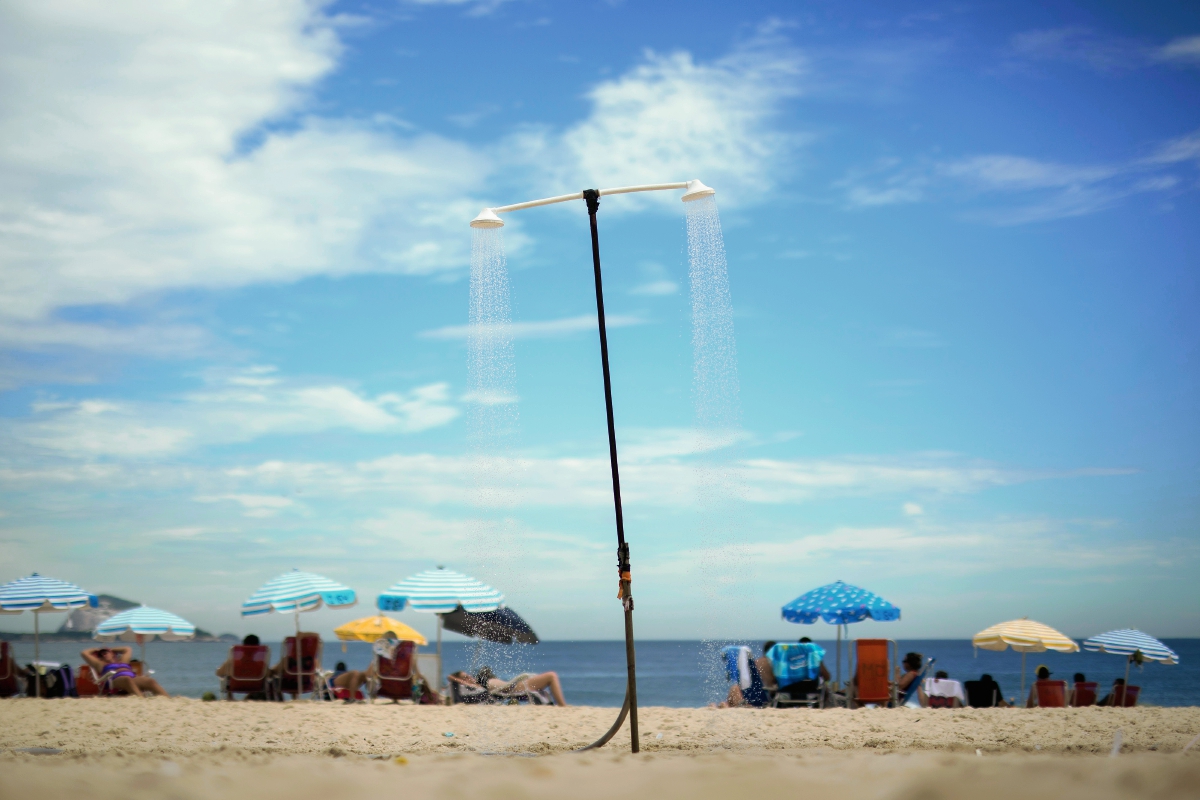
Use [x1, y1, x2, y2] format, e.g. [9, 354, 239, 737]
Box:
[81, 646, 169, 697]
[456, 666, 568, 706]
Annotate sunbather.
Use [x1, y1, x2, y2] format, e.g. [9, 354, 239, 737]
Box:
[1098, 677, 1127, 707]
[330, 660, 367, 703]
[81, 646, 169, 697]
[716, 644, 770, 708]
[472, 665, 568, 706]
[897, 652, 925, 706]
[1025, 665, 1053, 707]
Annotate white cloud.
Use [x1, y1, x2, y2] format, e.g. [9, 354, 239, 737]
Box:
[902, 502, 924, 516]
[8, 370, 459, 458]
[195, 494, 295, 518]
[419, 314, 645, 341]
[505, 33, 805, 209]
[1156, 36, 1200, 64]
[0, 0, 487, 350]
[629, 280, 679, 296]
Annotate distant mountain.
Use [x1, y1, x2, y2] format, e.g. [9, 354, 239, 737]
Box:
[58, 594, 137, 634]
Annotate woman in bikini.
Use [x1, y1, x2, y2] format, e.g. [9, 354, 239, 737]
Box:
[81, 646, 170, 697]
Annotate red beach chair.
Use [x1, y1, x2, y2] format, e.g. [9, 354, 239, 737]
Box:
[279, 634, 321, 700]
[1071, 682, 1098, 707]
[1034, 679, 1067, 708]
[75, 664, 103, 697]
[370, 641, 415, 703]
[850, 639, 894, 708]
[1114, 684, 1140, 707]
[0, 643, 20, 698]
[221, 644, 273, 700]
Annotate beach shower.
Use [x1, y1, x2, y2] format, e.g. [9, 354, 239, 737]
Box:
[468, 179, 726, 753]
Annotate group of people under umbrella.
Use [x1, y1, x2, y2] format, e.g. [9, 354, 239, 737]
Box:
[0, 566, 538, 699]
[764, 580, 1180, 707]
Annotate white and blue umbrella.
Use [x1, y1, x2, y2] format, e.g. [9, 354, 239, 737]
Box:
[378, 567, 504, 613]
[95, 605, 196, 666]
[378, 567, 504, 687]
[0, 573, 98, 696]
[242, 570, 356, 699]
[1084, 629, 1179, 691]
[781, 580, 901, 685]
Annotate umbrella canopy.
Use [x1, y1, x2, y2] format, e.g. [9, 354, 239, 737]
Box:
[377, 568, 503, 613]
[241, 570, 356, 617]
[94, 606, 196, 642]
[1083, 629, 1179, 665]
[781, 580, 901, 624]
[0, 573, 97, 613]
[973, 618, 1079, 653]
[334, 615, 427, 646]
[441, 605, 539, 645]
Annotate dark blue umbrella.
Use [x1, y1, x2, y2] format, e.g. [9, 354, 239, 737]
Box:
[781, 581, 900, 684]
[441, 605, 539, 645]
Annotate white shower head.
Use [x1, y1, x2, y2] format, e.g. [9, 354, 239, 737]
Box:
[681, 179, 716, 202]
[470, 208, 505, 229]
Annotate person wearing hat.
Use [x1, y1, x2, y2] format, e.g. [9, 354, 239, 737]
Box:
[1025, 664, 1053, 707]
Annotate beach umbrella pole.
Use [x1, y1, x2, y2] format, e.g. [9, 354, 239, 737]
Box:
[294, 608, 302, 700]
[1021, 651, 1026, 701]
[1123, 655, 1132, 703]
[437, 614, 443, 690]
[33, 609, 40, 695]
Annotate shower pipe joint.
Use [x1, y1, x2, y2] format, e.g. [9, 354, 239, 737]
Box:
[584, 188, 600, 215]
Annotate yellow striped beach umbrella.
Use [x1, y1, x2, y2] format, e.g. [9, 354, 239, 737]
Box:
[973, 618, 1079, 698]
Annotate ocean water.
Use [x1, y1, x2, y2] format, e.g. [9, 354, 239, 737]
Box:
[10, 639, 1199, 707]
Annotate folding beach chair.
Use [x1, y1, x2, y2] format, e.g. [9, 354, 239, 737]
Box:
[75, 664, 103, 697]
[279, 634, 320, 700]
[369, 640, 415, 703]
[448, 672, 491, 705]
[898, 658, 935, 707]
[1071, 681, 1098, 707]
[767, 643, 825, 709]
[0, 643, 19, 698]
[220, 644, 274, 700]
[849, 639, 894, 708]
[1034, 679, 1067, 708]
[1113, 684, 1140, 707]
[490, 674, 555, 705]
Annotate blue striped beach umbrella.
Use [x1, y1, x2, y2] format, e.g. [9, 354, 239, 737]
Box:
[95, 605, 196, 667]
[0, 573, 98, 695]
[1084, 629, 1179, 690]
[241, 570, 356, 699]
[378, 567, 504, 686]
[781, 580, 901, 685]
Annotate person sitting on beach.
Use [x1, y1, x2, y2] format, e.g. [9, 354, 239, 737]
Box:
[716, 644, 770, 708]
[330, 660, 367, 703]
[468, 665, 568, 706]
[896, 652, 924, 702]
[757, 641, 779, 691]
[81, 646, 169, 697]
[922, 670, 965, 708]
[269, 632, 320, 679]
[1098, 677, 1126, 707]
[1025, 665, 1054, 707]
[965, 673, 1009, 707]
[767, 637, 830, 702]
[215, 634, 261, 678]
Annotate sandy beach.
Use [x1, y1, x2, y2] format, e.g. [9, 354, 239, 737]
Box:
[2, 700, 1199, 800]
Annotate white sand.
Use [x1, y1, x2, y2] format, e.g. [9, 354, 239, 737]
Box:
[2, 700, 1198, 800]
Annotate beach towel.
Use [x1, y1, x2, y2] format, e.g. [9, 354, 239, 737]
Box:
[767, 642, 825, 686]
[923, 677, 965, 707]
[722, 645, 752, 689]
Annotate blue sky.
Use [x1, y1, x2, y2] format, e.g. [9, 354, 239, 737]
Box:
[1, 0, 1198, 643]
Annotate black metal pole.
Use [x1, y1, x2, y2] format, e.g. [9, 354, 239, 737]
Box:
[583, 189, 639, 753]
